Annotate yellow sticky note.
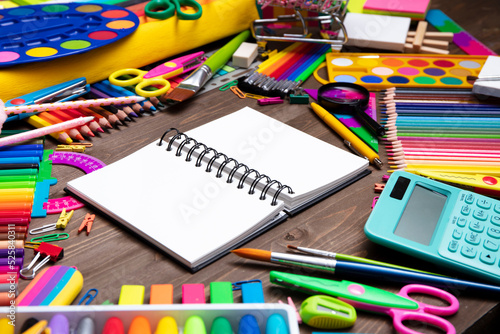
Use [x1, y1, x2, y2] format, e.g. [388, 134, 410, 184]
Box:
[118, 285, 145, 305]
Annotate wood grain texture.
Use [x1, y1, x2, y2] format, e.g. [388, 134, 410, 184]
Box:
[4, 0, 500, 332]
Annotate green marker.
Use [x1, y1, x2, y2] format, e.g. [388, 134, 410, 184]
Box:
[210, 317, 232, 334]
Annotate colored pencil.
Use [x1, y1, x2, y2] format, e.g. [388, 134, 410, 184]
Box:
[74, 101, 113, 129]
[48, 109, 95, 138]
[36, 112, 85, 141]
[87, 89, 131, 122]
[0, 117, 92, 147]
[102, 79, 157, 112]
[92, 82, 140, 116]
[59, 108, 104, 133]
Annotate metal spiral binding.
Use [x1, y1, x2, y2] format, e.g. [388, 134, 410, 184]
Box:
[158, 128, 294, 206]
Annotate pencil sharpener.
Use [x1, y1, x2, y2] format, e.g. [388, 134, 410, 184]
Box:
[299, 295, 357, 329]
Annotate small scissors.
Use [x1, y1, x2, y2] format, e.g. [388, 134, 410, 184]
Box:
[145, 0, 202, 20]
[108, 51, 206, 97]
[270, 271, 459, 334]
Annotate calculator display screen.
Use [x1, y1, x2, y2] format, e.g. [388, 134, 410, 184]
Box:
[394, 185, 447, 245]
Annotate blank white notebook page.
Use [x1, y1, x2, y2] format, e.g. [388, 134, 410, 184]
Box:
[180, 107, 369, 207]
[66, 141, 284, 267]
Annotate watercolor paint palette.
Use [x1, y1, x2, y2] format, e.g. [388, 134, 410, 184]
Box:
[326, 53, 488, 90]
[0, 304, 300, 333]
[0, 3, 139, 67]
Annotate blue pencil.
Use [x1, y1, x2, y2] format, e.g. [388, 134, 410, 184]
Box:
[91, 82, 140, 117]
[102, 80, 157, 112]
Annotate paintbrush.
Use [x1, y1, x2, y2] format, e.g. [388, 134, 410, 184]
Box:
[164, 30, 250, 104]
[230, 248, 500, 295]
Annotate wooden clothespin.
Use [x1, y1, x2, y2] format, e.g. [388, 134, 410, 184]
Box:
[405, 21, 450, 54]
[29, 208, 74, 235]
[374, 183, 385, 193]
[78, 213, 95, 235]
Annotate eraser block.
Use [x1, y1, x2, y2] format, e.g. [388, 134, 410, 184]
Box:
[232, 42, 258, 68]
[118, 285, 145, 305]
[209, 281, 233, 304]
[16, 266, 83, 306]
[182, 284, 205, 304]
[150, 284, 173, 304]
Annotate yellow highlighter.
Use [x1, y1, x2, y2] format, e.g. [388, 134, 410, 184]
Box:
[0, 318, 14, 334]
[311, 102, 383, 169]
[154, 316, 178, 334]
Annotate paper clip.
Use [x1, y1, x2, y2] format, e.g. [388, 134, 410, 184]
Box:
[78, 288, 98, 305]
[219, 80, 238, 91]
[29, 208, 74, 235]
[230, 86, 246, 99]
[30, 233, 69, 243]
[20, 242, 64, 279]
[78, 213, 95, 235]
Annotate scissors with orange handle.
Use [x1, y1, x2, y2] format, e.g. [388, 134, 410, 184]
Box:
[108, 51, 205, 97]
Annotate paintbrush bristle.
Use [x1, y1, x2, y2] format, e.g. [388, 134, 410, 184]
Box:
[164, 86, 197, 103]
[231, 248, 272, 262]
[287, 245, 298, 250]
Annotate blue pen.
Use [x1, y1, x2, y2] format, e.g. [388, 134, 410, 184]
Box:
[4, 78, 89, 122]
[238, 315, 261, 334]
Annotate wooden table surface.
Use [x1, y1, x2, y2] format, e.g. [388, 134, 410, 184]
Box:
[5, 0, 500, 332]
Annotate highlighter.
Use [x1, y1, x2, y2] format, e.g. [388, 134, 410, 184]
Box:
[238, 315, 261, 334]
[75, 316, 95, 334]
[21, 320, 48, 334]
[210, 317, 233, 334]
[128, 316, 151, 334]
[184, 315, 206, 334]
[265, 314, 288, 334]
[102, 317, 124, 334]
[0, 318, 14, 334]
[48, 314, 69, 334]
[154, 316, 178, 334]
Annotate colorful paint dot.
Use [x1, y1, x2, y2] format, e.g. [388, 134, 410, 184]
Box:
[334, 75, 357, 83]
[387, 76, 410, 84]
[8, 8, 35, 16]
[372, 67, 393, 76]
[331, 58, 353, 67]
[398, 67, 420, 76]
[101, 9, 129, 19]
[423, 68, 446, 76]
[459, 60, 481, 69]
[382, 58, 404, 67]
[76, 5, 103, 13]
[0, 51, 20, 63]
[357, 58, 379, 67]
[433, 60, 455, 67]
[440, 77, 463, 85]
[42, 5, 69, 13]
[88, 30, 118, 40]
[106, 20, 135, 30]
[450, 68, 472, 77]
[361, 75, 383, 83]
[60, 40, 91, 50]
[26, 47, 58, 58]
[408, 59, 429, 67]
[414, 76, 436, 84]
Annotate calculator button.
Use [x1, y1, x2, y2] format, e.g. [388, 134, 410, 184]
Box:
[492, 215, 500, 226]
[479, 252, 496, 265]
[495, 204, 500, 214]
[461, 245, 477, 258]
[452, 229, 463, 239]
[457, 217, 467, 228]
[487, 227, 500, 239]
[469, 220, 485, 233]
[461, 205, 471, 215]
[448, 240, 459, 252]
[477, 199, 492, 209]
[484, 239, 499, 252]
[473, 209, 488, 221]
[465, 232, 480, 245]
[465, 194, 475, 204]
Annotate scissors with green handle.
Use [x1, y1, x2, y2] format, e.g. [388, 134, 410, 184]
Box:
[145, 0, 202, 20]
[108, 51, 205, 97]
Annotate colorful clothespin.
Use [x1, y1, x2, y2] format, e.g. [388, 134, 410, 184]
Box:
[29, 208, 74, 235]
[78, 213, 95, 235]
[258, 97, 284, 105]
[20, 242, 64, 279]
[374, 183, 385, 193]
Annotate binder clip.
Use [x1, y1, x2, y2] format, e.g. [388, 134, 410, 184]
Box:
[21, 242, 64, 279]
[29, 208, 74, 235]
[78, 213, 95, 236]
[251, 0, 348, 48]
[289, 87, 310, 104]
[232, 279, 265, 303]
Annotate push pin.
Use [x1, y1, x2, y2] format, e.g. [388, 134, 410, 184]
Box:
[20, 242, 64, 279]
[78, 213, 95, 236]
[29, 208, 74, 235]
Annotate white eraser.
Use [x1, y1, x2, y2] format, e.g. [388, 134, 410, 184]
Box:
[232, 42, 258, 68]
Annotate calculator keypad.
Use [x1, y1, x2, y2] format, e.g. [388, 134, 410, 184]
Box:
[440, 191, 500, 277]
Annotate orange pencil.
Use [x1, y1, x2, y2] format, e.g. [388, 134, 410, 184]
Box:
[60, 108, 104, 133]
[25, 115, 72, 144]
[49, 109, 95, 137]
[37, 112, 85, 141]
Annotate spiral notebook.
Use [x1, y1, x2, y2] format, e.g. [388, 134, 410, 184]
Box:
[65, 107, 370, 271]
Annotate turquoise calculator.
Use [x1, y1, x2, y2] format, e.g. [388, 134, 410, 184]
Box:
[365, 170, 500, 284]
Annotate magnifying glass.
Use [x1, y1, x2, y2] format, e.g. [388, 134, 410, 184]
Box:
[317, 83, 385, 137]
